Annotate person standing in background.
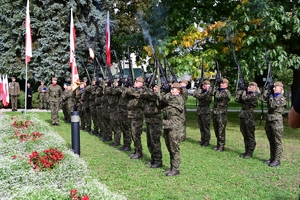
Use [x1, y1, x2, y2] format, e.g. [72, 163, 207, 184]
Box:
[26, 83, 32, 109]
[289, 87, 300, 129]
[47, 77, 62, 126]
[8, 77, 20, 111]
[38, 80, 47, 109]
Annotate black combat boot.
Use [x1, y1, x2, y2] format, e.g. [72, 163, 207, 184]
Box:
[269, 160, 280, 167]
[166, 169, 180, 176]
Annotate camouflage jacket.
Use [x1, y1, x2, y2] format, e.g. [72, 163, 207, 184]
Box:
[81, 85, 91, 108]
[106, 87, 119, 112]
[261, 90, 286, 121]
[235, 90, 258, 118]
[8, 81, 20, 96]
[37, 85, 47, 95]
[161, 92, 185, 129]
[46, 84, 62, 102]
[122, 86, 145, 118]
[94, 85, 103, 107]
[181, 88, 189, 102]
[213, 88, 231, 115]
[193, 87, 212, 115]
[115, 87, 129, 110]
[140, 87, 161, 118]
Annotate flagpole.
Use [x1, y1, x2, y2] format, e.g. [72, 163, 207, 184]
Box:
[25, 61, 28, 114]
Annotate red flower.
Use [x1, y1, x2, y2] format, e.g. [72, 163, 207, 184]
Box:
[12, 155, 17, 159]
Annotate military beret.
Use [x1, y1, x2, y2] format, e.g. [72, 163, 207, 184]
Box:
[222, 78, 229, 83]
[249, 82, 258, 87]
[203, 80, 210, 85]
[180, 79, 188, 85]
[135, 77, 144, 83]
[274, 81, 283, 88]
[171, 83, 182, 88]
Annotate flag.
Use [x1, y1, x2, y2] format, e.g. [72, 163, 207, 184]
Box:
[0, 75, 3, 101]
[2, 75, 9, 107]
[69, 8, 80, 84]
[106, 11, 111, 67]
[25, 0, 32, 63]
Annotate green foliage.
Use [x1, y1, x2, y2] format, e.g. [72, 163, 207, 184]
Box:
[0, 0, 109, 83]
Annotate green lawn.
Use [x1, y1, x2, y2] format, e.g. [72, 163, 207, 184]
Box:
[4, 111, 300, 200]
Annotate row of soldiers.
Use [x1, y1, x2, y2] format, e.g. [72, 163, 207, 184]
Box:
[59, 75, 286, 173]
[60, 76, 189, 176]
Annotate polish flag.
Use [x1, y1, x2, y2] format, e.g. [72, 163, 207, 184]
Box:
[106, 11, 111, 67]
[2, 75, 9, 107]
[0, 76, 3, 101]
[25, 0, 32, 63]
[70, 8, 80, 84]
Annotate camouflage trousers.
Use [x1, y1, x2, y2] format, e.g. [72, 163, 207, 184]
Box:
[163, 127, 182, 171]
[49, 100, 60, 124]
[213, 113, 228, 147]
[98, 107, 112, 140]
[197, 113, 211, 143]
[145, 117, 162, 164]
[10, 96, 18, 110]
[66, 103, 74, 123]
[129, 117, 144, 154]
[83, 108, 91, 130]
[62, 103, 68, 121]
[119, 109, 131, 146]
[265, 120, 283, 160]
[91, 105, 98, 132]
[110, 109, 122, 144]
[39, 94, 47, 109]
[240, 116, 256, 154]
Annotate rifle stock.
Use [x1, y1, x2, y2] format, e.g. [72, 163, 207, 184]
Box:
[264, 49, 274, 94]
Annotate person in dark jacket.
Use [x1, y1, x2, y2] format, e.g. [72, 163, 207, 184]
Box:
[26, 83, 32, 109]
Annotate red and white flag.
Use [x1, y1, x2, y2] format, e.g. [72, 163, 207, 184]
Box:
[0, 76, 3, 101]
[2, 75, 9, 107]
[25, 0, 32, 63]
[69, 8, 80, 84]
[106, 11, 111, 67]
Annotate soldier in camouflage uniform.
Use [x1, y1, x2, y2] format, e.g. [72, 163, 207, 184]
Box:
[140, 84, 163, 168]
[234, 82, 259, 159]
[107, 81, 121, 146]
[179, 79, 189, 141]
[100, 80, 112, 142]
[115, 83, 132, 151]
[94, 80, 105, 138]
[193, 80, 212, 147]
[212, 78, 231, 152]
[8, 77, 20, 111]
[61, 83, 69, 122]
[62, 84, 73, 123]
[37, 80, 47, 109]
[81, 82, 92, 132]
[90, 79, 99, 135]
[46, 77, 63, 126]
[75, 83, 85, 129]
[261, 81, 286, 167]
[161, 82, 185, 176]
[122, 77, 145, 159]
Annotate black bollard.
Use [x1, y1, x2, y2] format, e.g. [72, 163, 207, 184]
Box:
[71, 111, 80, 155]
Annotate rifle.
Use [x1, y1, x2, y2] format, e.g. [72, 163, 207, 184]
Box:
[79, 60, 92, 84]
[231, 46, 245, 91]
[164, 58, 178, 83]
[195, 57, 205, 88]
[100, 54, 114, 85]
[213, 53, 222, 88]
[112, 50, 125, 86]
[149, 48, 170, 93]
[127, 48, 134, 87]
[264, 49, 274, 95]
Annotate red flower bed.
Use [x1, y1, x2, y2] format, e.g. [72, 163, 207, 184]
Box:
[70, 189, 89, 200]
[11, 131, 42, 142]
[11, 119, 34, 129]
[28, 148, 64, 171]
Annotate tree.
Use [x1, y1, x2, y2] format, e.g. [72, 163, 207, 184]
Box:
[0, 0, 108, 84]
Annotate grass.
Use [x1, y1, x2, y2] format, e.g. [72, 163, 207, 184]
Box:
[4, 110, 300, 200]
